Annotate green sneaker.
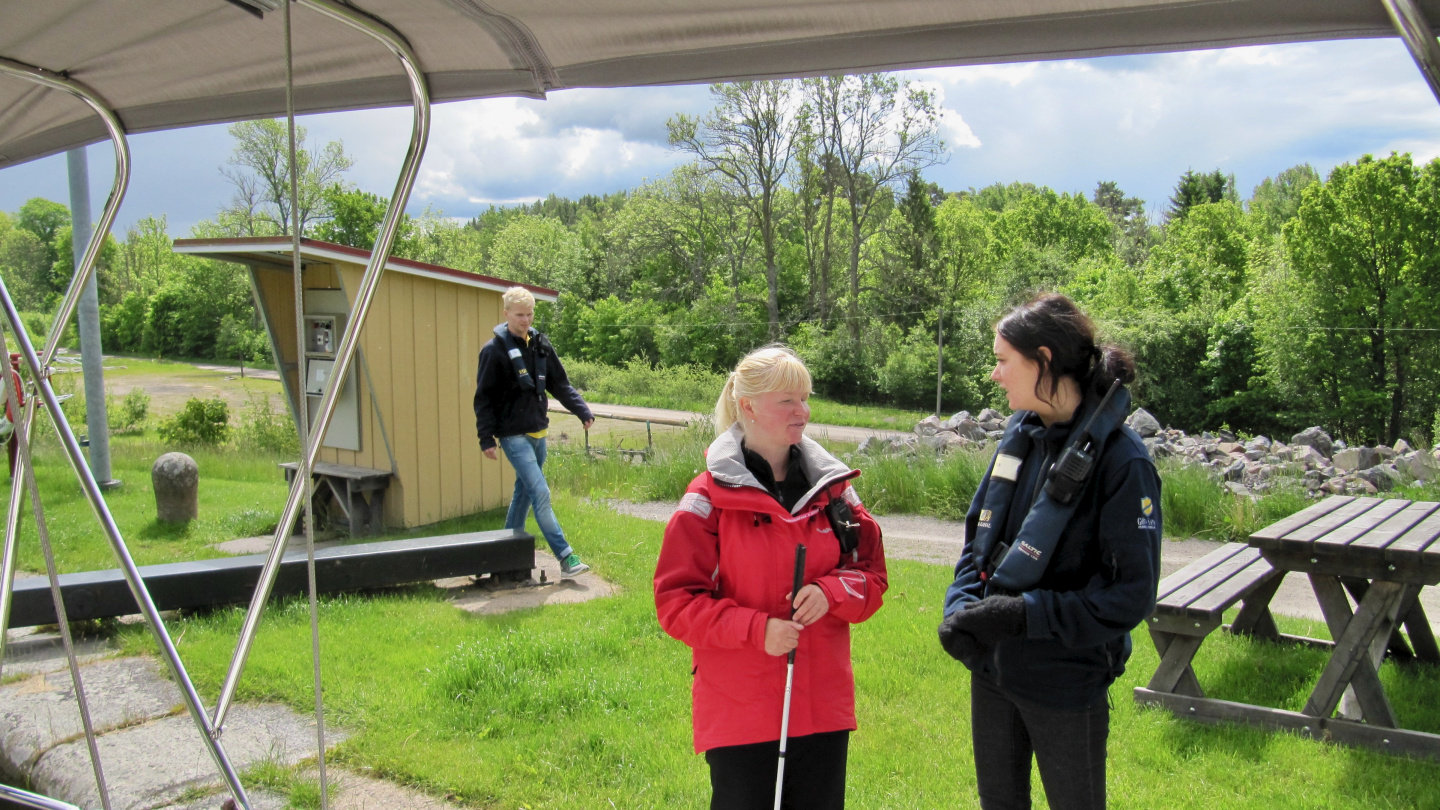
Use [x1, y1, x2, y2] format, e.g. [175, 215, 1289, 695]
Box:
[560, 553, 590, 578]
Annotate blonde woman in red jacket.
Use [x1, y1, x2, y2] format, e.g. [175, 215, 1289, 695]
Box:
[654, 346, 888, 810]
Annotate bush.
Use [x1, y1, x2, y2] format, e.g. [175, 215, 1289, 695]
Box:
[565, 358, 723, 412]
[157, 396, 229, 445]
[233, 392, 298, 455]
[107, 387, 149, 433]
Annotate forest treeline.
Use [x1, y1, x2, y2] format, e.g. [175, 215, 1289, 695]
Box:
[1, 75, 1437, 446]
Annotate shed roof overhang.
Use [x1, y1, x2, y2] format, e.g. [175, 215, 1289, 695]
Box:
[3, 0, 1438, 169]
[173, 235, 560, 302]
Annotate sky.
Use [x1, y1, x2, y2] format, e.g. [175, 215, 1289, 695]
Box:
[3, 36, 1440, 235]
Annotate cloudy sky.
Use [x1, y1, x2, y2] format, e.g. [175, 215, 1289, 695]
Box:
[4, 36, 1440, 235]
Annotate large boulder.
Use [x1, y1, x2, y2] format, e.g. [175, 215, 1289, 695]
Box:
[1293, 445, 1328, 467]
[1397, 452, 1439, 483]
[152, 452, 198, 524]
[977, 408, 1007, 430]
[1291, 426, 1333, 459]
[914, 415, 941, 437]
[1126, 408, 1162, 438]
[950, 417, 989, 442]
[941, 411, 973, 431]
[1356, 464, 1403, 492]
[1333, 446, 1380, 473]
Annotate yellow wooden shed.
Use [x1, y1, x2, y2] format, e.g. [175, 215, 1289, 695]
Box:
[172, 236, 558, 532]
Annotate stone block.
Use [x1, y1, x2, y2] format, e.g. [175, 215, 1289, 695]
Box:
[152, 452, 198, 524]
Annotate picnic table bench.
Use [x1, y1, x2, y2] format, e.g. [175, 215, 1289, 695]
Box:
[1136, 495, 1440, 760]
[279, 461, 392, 537]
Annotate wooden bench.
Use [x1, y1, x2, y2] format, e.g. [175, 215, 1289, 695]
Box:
[280, 461, 393, 537]
[1142, 543, 1285, 698]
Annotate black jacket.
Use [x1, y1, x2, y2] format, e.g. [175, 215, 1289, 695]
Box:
[943, 410, 1162, 710]
[473, 329, 592, 451]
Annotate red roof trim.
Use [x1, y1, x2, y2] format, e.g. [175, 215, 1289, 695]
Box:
[172, 236, 560, 299]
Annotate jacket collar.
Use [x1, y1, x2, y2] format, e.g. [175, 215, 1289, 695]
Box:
[706, 423, 857, 515]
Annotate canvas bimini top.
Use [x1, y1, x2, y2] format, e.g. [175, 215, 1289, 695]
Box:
[3, 0, 1439, 169]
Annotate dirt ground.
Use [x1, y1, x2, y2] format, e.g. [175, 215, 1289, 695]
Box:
[50, 352, 288, 417]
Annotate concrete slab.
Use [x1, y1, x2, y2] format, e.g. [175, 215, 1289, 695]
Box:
[0, 657, 181, 773]
[443, 553, 616, 616]
[3, 628, 118, 678]
[33, 702, 345, 810]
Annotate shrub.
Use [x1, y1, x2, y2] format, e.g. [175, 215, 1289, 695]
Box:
[233, 392, 298, 455]
[107, 387, 149, 433]
[157, 396, 229, 445]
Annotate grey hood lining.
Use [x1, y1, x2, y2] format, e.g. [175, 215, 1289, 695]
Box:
[707, 424, 855, 515]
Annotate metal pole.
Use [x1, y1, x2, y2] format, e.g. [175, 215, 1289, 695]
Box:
[1381, 0, 1440, 104]
[0, 276, 251, 809]
[211, 0, 430, 731]
[935, 313, 944, 419]
[67, 146, 115, 487]
[285, 3, 330, 806]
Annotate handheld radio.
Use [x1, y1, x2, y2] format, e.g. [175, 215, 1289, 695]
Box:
[1042, 378, 1122, 505]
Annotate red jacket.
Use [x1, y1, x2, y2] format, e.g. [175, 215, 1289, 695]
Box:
[654, 427, 887, 752]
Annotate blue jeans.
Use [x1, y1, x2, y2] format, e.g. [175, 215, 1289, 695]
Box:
[498, 434, 573, 562]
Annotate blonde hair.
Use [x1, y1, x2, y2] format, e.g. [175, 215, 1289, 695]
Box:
[502, 286, 535, 311]
[714, 346, 813, 436]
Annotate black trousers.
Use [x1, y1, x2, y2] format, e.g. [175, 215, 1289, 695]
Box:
[970, 674, 1108, 810]
[704, 730, 849, 810]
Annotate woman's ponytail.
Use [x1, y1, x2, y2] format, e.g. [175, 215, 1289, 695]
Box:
[1090, 344, 1136, 397]
[714, 372, 741, 435]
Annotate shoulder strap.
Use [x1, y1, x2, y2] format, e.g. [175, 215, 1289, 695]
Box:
[493, 324, 541, 394]
[987, 385, 1132, 593]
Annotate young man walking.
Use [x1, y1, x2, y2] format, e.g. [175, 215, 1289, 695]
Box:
[474, 287, 595, 577]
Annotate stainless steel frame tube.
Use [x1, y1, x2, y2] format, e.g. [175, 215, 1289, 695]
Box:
[0, 783, 83, 810]
[211, 0, 431, 730]
[0, 57, 130, 675]
[0, 58, 129, 368]
[0, 280, 252, 807]
[1381, 0, 1440, 105]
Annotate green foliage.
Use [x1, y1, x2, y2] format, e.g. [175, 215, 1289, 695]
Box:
[1273, 152, 1440, 444]
[565, 358, 723, 413]
[233, 392, 299, 455]
[1249, 163, 1320, 236]
[157, 396, 230, 446]
[108, 387, 150, 434]
[1167, 168, 1237, 220]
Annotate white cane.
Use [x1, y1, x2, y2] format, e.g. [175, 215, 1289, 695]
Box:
[775, 543, 807, 810]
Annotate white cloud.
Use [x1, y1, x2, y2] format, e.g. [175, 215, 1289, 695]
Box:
[7, 38, 1440, 233]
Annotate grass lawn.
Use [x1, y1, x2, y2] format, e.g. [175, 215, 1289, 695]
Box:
[111, 495, 1440, 809]
[11, 433, 290, 575]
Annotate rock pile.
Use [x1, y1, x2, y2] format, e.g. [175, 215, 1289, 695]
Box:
[882, 406, 1440, 499]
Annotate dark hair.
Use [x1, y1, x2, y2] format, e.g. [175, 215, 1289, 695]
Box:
[995, 292, 1135, 402]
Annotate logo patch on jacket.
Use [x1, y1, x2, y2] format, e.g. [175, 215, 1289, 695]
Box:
[978, 509, 993, 528]
[1017, 541, 1042, 561]
[1137, 497, 1158, 530]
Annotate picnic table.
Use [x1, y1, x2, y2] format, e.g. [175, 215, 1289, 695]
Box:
[1136, 495, 1440, 760]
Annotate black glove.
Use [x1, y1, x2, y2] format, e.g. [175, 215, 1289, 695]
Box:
[937, 612, 984, 664]
[948, 595, 1027, 645]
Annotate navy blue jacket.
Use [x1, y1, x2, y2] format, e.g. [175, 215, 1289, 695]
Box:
[943, 410, 1162, 709]
[473, 330, 592, 452]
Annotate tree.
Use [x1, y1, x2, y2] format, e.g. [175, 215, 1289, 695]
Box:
[1092, 181, 1151, 266]
[219, 119, 354, 235]
[669, 81, 804, 340]
[806, 74, 946, 340]
[1279, 152, 1440, 443]
[16, 198, 69, 271]
[1167, 169, 1236, 221]
[1249, 164, 1320, 236]
[1145, 201, 1252, 312]
[487, 214, 585, 291]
